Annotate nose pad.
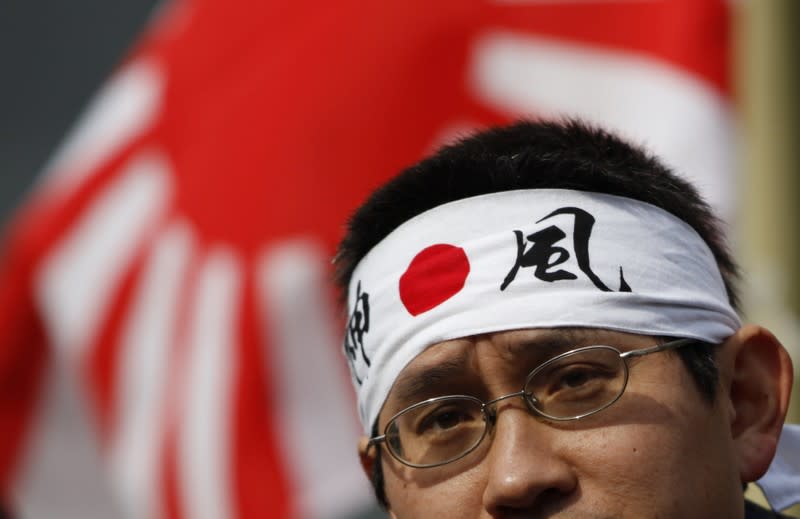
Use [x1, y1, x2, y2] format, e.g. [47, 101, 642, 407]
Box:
[523, 391, 539, 414]
[485, 406, 498, 428]
[485, 391, 538, 430]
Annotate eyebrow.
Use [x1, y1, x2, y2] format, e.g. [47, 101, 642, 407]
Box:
[389, 334, 580, 407]
[391, 357, 468, 407]
[503, 336, 577, 362]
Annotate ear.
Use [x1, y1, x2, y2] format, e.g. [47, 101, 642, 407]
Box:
[358, 437, 398, 518]
[357, 436, 375, 480]
[723, 325, 794, 483]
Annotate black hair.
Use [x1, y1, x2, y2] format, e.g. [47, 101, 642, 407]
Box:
[334, 119, 738, 508]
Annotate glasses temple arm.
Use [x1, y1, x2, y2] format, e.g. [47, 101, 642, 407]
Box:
[620, 338, 700, 359]
[366, 435, 386, 455]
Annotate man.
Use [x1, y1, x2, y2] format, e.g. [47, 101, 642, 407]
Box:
[334, 120, 795, 518]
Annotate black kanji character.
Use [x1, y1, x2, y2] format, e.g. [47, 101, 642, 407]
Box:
[344, 281, 372, 384]
[501, 207, 631, 292]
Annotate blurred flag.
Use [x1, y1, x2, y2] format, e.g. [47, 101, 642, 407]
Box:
[0, 0, 731, 518]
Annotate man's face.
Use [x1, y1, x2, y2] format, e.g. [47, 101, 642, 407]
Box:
[372, 328, 744, 519]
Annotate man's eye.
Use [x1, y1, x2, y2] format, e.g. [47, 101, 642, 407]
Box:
[560, 370, 590, 388]
[548, 365, 611, 394]
[417, 405, 475, 435]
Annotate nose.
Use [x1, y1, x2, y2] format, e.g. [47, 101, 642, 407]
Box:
[482, 402, 577, 516]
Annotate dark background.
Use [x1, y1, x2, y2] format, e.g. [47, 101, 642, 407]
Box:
[1, 0, 161, 224]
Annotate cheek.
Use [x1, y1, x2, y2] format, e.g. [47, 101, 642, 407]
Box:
[382, 456, 487, 518]
[569, 424, 685, 489]
[562, 390, 738, 514]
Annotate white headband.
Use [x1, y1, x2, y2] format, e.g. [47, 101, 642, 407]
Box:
[343, 189, 741, 433]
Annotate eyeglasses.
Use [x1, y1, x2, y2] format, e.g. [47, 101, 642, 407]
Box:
[368, 338, 698, 468]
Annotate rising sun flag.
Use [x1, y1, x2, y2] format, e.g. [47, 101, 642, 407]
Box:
[0, 1, 734, 517]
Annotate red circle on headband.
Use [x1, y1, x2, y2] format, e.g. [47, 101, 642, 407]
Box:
[399, 244, 470, 316]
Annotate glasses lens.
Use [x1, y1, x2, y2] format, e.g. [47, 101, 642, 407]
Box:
[525, 346, 626, 419]
[386, 396, 486, 467]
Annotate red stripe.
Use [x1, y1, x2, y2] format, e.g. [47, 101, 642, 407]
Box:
[160, 242, 202, 519]
[0, 256, 49, 496]
[162, 425, 182, 519]
[231, 264, 294, 518]
[83, 239, 152, 444]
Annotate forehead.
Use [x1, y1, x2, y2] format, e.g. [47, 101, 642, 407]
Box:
[402, 327, 650, 373]
[383, 328, 653, 412]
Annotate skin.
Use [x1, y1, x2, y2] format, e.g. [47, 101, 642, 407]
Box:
[358, 325, 793, 519]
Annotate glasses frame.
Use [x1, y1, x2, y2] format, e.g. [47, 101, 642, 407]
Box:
[368, 337, 699, 469]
